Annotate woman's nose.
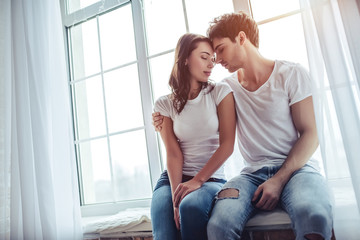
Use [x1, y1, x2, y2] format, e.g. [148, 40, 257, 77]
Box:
[208, 57, 215, 68]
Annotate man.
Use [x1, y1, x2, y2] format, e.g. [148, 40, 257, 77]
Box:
[153, 11, 333, 240]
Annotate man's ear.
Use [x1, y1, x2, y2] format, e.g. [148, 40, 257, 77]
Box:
[237, 31, 246, 45]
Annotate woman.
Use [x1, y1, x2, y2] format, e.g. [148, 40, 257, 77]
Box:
[150, 33, 236, 240]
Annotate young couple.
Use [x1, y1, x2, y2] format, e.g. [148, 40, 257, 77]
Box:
[151, 11, 333, 240]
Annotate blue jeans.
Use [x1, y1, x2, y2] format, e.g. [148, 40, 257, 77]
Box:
[151, 171, 225, 240]
[207, 165, 334, 240]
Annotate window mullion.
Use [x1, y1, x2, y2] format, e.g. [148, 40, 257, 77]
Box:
[96, 15, 117, 203]
[131, 0, 162, 190]
[181, 0, 190, 32]
[233, 0, 252, 16]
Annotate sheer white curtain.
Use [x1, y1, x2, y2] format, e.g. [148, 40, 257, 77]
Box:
[0, 0, 82, 239]
[300, 0, 360, 238]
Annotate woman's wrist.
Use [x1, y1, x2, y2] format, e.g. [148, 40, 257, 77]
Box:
[192, 175, 206, 185]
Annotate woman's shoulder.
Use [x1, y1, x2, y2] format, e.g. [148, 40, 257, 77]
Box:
[214, 81, 232, 90]
[211, 81, 232, 95]
[154, 94, 174, 117]
[209, 81, 233, 105]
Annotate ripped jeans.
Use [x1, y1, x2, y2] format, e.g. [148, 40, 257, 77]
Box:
[207, 165, 334, 240]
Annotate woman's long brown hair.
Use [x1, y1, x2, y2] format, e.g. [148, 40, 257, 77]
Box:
[169, 33, 214, 114]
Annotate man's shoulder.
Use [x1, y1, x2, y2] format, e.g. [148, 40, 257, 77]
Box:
[275, 60, 307, 73]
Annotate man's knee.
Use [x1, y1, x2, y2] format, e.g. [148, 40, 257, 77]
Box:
[294, 204, 332, 240]
[297, 203, 332, 226]
[217, 188, 239, 199]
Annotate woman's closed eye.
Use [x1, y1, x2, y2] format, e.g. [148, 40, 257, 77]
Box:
[201, 55, 209, 60]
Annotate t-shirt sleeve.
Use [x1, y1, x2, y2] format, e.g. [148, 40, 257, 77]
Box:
[154, 95, 173, 118]
[287, 63, 313, 106]
[212, 81, 233, 106]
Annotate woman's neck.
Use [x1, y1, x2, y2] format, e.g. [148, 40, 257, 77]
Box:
[188, 81, 202, 100]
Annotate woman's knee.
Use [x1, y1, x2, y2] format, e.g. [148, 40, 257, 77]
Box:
[179, 196, 205, 219]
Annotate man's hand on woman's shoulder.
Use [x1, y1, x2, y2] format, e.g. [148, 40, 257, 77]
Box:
[152, 112, 164, 131]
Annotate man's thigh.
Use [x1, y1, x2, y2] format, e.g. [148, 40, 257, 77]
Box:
[281, 165, 334, 220]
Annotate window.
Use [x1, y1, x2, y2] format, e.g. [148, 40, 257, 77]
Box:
[250, 0, 309, 68]
[61, 0, 235, 216]
[61, 0, 327, 217]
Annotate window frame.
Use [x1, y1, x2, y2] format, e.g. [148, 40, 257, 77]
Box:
[60, 0, 162, 217]
[59, 0, 285, 217]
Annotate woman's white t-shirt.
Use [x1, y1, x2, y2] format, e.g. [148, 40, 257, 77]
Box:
[154, 82, 233, 179]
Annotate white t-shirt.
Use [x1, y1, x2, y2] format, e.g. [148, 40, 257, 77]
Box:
[154, 82, 233, 179]
[223, 60, 319, 173]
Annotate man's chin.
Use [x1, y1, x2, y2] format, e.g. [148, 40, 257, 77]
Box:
[228, 67, 239, 73]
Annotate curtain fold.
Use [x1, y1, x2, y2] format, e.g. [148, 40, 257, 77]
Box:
[300, 0, 360, 238]
[337, 0, 360, 89]
[0, 0, 83, 239]
[0, 0, 12, 239]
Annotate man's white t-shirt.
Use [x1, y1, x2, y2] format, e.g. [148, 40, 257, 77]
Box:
[223, 60, 319, 173]
[154, 82, 233, 179]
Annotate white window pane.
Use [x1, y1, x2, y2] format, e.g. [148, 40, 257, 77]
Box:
[70, 19, 101, 80]
[110, 130, 152, 201]
[185, 0, 234, 36]
[258, 14, 309, 69]
[210, 64, 232, 82]
[79, 138, 113, 204]
[251, 0, 300, 22]
[74, 76, 107, 139]
[353, 85, 360, 121]
[104, 64, 144, 133]
[99, 4, 137, 71]
[67, 0, 100, 13]
[143, 0, 186, 55]
[149, 52, 174, 101]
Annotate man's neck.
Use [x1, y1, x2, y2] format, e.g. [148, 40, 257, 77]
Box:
[237, 56, 275, 91]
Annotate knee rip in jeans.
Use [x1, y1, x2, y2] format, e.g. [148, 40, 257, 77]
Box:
[217, 188, 239, 199]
